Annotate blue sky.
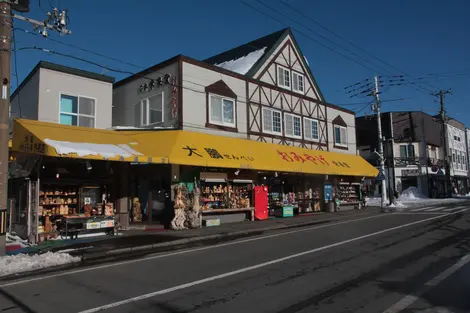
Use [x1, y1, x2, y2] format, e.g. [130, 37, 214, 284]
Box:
[12, 0, 470, 124]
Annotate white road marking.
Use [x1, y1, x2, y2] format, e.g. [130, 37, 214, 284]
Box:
[382, 254, 470, 313]
[426, 207, 446, 212]
[76, 208, 470, 313]
[0, 213, 387, 288]
[410, 207, 432, 212]
[443, 206, 466, 212]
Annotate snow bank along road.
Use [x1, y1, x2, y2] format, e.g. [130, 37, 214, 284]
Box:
[1, 208, 469, 313]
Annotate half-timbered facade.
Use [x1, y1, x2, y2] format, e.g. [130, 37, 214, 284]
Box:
[113, 28, 356, 154]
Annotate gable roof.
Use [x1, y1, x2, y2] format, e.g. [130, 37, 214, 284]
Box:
[203, 28, 325, 101]
[11, 61, 115, 99]
[203, 28, 288, 76]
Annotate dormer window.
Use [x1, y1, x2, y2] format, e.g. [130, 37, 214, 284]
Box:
[205, 80, 238, 132]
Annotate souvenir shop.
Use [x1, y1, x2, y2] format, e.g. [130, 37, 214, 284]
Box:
[9, 155, 117, 243]
[174, 165, 365, 225]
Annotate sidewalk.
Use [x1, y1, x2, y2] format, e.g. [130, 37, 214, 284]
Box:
[44, 210, 374, 260]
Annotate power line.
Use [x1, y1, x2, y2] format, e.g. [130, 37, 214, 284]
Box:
[239, 0, 380, 73]
[274, 1, 438, 96]
[253, 0, 393, 75]
[14, 27, 144, 69]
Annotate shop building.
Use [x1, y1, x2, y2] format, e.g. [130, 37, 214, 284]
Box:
[9, 28, 379, 242]
[9, 118, 377, 240]
[110, 28, 374, 224]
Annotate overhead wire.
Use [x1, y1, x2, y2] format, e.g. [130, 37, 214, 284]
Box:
[239, 0, 380, 73]
[14, 45, 359, 119]
[253, 0, 393, 75]
[270, 1, 442, 96]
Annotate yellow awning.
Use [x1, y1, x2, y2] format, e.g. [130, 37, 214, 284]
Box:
[11, 119, 155, 163]
[11, 119, 378, 177]
[132, 131, 378, 177]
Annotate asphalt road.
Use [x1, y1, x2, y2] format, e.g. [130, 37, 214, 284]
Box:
[1, 205, 470, 313]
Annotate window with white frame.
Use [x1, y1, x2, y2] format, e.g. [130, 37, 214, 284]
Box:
[277, 65, 291, 89]
[334, 125, 347, 147]
[292, 72, 304, 93]
[303, 117, 319, 141]
[262, 107, 282, 134]
[399, 144, 415, 158]
[284, 113, 301, 138]
[59, 94, 96, 128]
[209, 94, 235, 127]
[141, 93, 163, 126]
[457, 153, 461, 169]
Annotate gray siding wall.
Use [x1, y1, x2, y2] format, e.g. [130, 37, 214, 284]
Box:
[181, 62, 247, 138]
[38, 68, 113, 129]
[112, 62, 179, 128]
[10, 71, 39, 120]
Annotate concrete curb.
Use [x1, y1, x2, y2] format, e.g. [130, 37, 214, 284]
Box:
[82, 218, 334, 260]
[0, 217, 335, 282]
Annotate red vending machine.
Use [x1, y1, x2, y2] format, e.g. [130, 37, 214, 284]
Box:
[254, 185, 269, 220]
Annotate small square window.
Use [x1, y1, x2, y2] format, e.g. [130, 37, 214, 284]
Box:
[334, 125, 347, 147]
[292, 72, 304, 93]
[277, 66, 291, 89]
[141, 93, 164, 126]
[262, 108, 282, 135]
[209, 94, 235, 127]
[284, 113, 301, 138]
[303, 118, 319, 141]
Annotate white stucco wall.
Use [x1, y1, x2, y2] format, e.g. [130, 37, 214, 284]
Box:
[181, 61, 248, 139]
[326, 107, 356, 154]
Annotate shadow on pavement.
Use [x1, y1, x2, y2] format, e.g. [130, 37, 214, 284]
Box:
[0, 287, 38, 313]
[274, 213, 469, 313]
[377, 216, 470, 313]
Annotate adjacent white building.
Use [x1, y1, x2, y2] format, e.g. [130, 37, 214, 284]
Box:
[10, 61, 115, 129]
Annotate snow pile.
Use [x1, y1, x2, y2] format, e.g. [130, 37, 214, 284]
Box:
[398, 187, 428, 201]
[6, 233, 31, 248]
[388, 201, 406, 208]
[214, 47, 267, 75]
[44, 139, 143, 159]
[0, 252, 81, 277]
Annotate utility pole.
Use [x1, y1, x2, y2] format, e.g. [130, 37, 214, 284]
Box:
[0, 0, 12, 256]
[0, 0, 70, 256]
[372, 76, 387, 209]
[434, 89, 452, 197]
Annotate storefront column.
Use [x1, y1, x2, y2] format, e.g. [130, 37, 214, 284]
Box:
[116, 163, 130, 229]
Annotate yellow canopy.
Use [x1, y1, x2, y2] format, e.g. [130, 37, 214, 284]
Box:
[12, 119, 378, 177]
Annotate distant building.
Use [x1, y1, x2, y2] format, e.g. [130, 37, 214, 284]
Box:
[356, 111, 469, 198]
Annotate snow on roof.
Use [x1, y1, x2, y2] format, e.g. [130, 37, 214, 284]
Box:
[304, 55, 310, 66]
[109, 126, 175, 130]
[44, 139, 143, 158]
[214, 47, 267, 75]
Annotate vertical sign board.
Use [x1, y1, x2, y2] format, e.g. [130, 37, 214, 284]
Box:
[324, 184, 333, 201]
[0, 209, 6, 235]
